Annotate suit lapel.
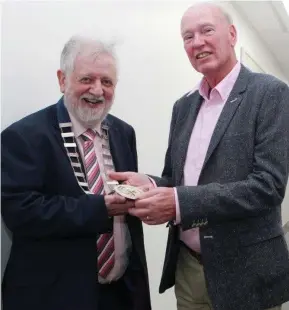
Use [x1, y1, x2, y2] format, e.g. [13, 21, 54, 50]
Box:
[202, 65, 249, 168]
[53, 125, 70, 158]
[53, 97, 83, 165]
[53, 98, 73, 159]
[175, 95, 203, 185]
[52, 125, 87, 184]
[202, 94, 243, 167]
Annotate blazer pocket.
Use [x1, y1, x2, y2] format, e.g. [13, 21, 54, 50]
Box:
[239, 229, 282, 247]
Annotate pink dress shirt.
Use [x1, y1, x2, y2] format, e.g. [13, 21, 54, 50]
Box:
[175, 62, 241, 253]
[69, 112, 131, 283]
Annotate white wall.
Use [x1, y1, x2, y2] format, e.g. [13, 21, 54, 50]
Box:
[1, 1, 288, 309]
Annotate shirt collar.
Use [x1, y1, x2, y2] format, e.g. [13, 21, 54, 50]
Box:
[214, 62, 241, 101]
[68, 111, 102, 138]
[187, 62, 241, 102]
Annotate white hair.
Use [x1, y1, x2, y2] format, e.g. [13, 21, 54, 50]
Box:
[60, 35, 118, 75]
[185, 1, 234, 25]
[217, 2, 233, 24]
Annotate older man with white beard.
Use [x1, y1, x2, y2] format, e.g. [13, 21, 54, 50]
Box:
[1, 35, 151, 310]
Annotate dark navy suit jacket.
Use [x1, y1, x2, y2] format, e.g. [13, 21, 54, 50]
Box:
[1, 98, 151, 310]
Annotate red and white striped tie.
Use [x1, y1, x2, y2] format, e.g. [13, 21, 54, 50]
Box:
[82, 128, 115, 278]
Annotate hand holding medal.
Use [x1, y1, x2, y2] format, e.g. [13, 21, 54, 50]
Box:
[113, 184, 144, 200]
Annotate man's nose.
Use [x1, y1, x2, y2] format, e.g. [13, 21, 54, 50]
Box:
[90, 80, 104, 96]
[191, 34, 205, 48]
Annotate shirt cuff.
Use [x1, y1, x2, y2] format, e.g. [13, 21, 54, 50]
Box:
[148, 176, 157, 188]
[174, 187, 181, 224]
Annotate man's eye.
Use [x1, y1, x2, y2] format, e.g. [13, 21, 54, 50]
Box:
[204, 28, 214, 34]
[184, 35, 193, 41]
[80, 77, 91, 84]
[102, 79, 113, 87]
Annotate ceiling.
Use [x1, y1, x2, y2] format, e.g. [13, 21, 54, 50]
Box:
[232, 1, 289, 81]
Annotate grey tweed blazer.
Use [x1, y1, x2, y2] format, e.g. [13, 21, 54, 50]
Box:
[153, 65, 289, 309]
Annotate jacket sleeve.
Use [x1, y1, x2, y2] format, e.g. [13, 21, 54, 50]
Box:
[177, 80, 289, 230]
[1, 126, 112, 238]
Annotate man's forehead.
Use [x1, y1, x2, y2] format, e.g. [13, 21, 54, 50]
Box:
[75, 53, 115, 67]
[73, 54, 116, 75]
[181, 4, 226, 29]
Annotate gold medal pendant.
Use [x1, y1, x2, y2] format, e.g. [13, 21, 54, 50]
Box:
[114, 184, 144, 200]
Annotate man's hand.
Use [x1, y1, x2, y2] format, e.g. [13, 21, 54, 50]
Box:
[129, 187, 176, 225]
[108, 171, 154, 191]
[105, 193, 135, 216]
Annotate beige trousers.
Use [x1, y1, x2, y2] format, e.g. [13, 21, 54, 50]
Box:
[174, 245, 281, 310]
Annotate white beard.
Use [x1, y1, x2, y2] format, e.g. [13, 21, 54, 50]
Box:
[64, 95, 113, 127]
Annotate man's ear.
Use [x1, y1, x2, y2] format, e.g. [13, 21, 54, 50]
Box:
[57, 70, 66, 93]
[229, 24, 237, 47]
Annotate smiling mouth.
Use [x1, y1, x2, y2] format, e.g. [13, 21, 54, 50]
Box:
[83, 98, 104, 105]
[196, 52, 212, 60]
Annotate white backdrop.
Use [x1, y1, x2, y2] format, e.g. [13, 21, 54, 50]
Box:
[1, 1, 288, 309]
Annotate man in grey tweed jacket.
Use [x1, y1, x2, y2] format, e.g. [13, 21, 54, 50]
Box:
[110, 2, 289, 309]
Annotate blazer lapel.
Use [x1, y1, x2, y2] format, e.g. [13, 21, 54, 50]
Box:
[52, 124, 86, 183]
[53, 97, 82, 163]
[202, 95, 243, 167]
[202, 65, 249, 168]
[53, 98, 72, 158]
[53, 98, 89, 193]
[175, 94, 203, 185]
